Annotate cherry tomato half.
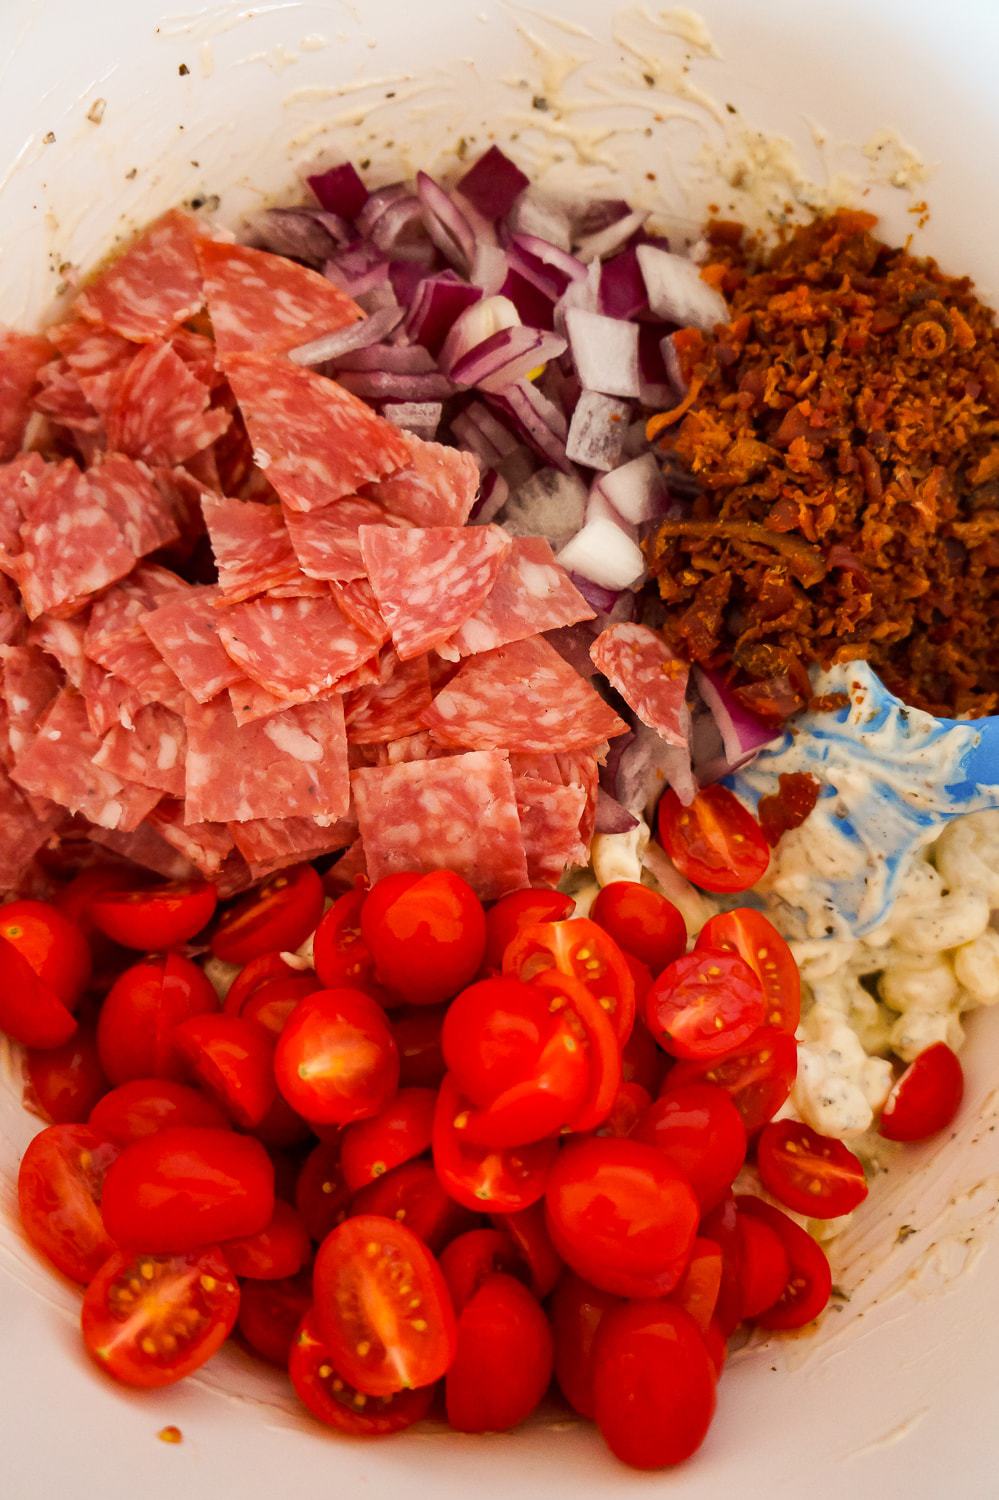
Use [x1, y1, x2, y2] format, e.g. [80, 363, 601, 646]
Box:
[735, 1212, 790, 1319]
[17, 1123, 119, 1283]
[699, 1195, 744, 1336]
[24, 1028, 107, 1124]
[757, 1119, 868, 1219]
[89, 1078, 229, 1143]
[0, 898, 91, 1007]
[672, 1237, 723, 1333]
[532, 969, 621, 1133]
[879, 1042, 964, 1142]
[633, 1083, 746, 1212]
[313, 885, 376, 990]
[439, 1229, 520, 1314]
[549, 1271, 621, 1419]
[591, 882, 687, 972]
[96, 953, 218, 1086]
[644, 949, 765, 1061]
[697, 907, 801, 1033]
[596, 1081, 653, 1140]
[340, 1087, 437, 1192]
[445, 1273, 553, 1433]
[350, 1159, 472, 1253]
[432, 1074, 559, 1214]
[223, 951, 309, 1017]
[657, 785, 770, 894]
[82, 1245, 239, 1388]
[89, 880, 217, 951]
[313, 1214, 456, 1396]
[668, 1026, 797, 1134]
[295, 1140, 351, 1242]
[361, 871, 486, 1006]
[240, 974, 317, 1037]
[735, 1195, 832, 1330]
[544, 1137, 699, 1299]
[491, 1201, 563, 1298]
[223, 1199, 311, 1280]
[503, 918, 635, 1046]
[290, 1313, 436, 1435]
[174, 1013, 277, 1129]
[274, 988, 399, 1127]
[211, 865, 324, 966]
[483, 888, 574, 973]
[620, 1017, 666, 1095]
[238, 1273, 312, 1366]
[392, 1005, 447, 1089]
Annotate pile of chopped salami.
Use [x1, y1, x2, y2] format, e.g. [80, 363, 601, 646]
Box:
[0, 209, 638, 901]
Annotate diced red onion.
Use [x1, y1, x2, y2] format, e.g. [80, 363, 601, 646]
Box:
[469, 468, 509, 524]
[565, 310, 641, 399]
[595, 454, 669, 525]
[324, 243, 390, 297]
[457, 146, 530, 221]
[456, 400, 524, 459]
[594, 787, 640, 835]
[576, 210, 648, 265]
[636, 245, 728, 330]
[554, 261, 601, 332]
[500, 466, 587, 548]
[405, 274, 482, 355]
[335, 343, 436, 374]
[486, 381, 571, 473]
[381, 401, 443, 440]
[694, 667, 779, 779]
[439, 296, 522, 375]
[356, 281, 401, 319]
[508, 195, 573, 252]
[451, 412, 504, 468]
[660, 331, 688, 396]
[287, 306, 402, 366]
[448, 327, 568, 394]
[388, 259, 428, 307]
[615, 721, 693, 815]
[308, 161, 369, 219]
[471, 241, 510, 296]
[506, 234, 586, 300]
[363, 193, 434, 262]
[599, 247, 648, 321]
[257, 207, 352, 264]
[557, 516, 645, 590]
[500, 269, 557, 331]
[586, 486, 638, 541]
[416, 172, 495, 273]
[569, 573, 624, 613]
[336, 369, 455, 401]
[637, 323, 674, 407]
[565, 391, 631, 471]
[574, 199, 633, 239]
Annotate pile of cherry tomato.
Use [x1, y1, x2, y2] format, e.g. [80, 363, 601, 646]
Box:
[0, 846, 965, 1471]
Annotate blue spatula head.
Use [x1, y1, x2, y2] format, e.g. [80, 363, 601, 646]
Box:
[727, 662, 999, 940]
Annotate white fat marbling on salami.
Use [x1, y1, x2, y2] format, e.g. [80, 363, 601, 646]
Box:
[76, 210, 206, 343]
[105, 341, 231, 467]
[437, 535, 594, 660]
[360, 522, 509, 661]
[200, 492, 301, 601]
[590, 622, 690, 747]
[217, 593, 377, 700]
[514, 775, 589, 887]
[198, 239, 363, 359]
[344, 649, 433, 745]
[93, 701, 187, 797]
[363, 431, 479, 528]
[87, 454, 180, 558]
[141, 585, 243, 704]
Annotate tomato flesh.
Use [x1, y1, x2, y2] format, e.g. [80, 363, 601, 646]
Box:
[211, 865, 324, 965]
[223, 951, 307, 1017]
[0, 898, 91, 1007]
[644, 949, 765, 1060]
[274, 987, 399, 1126]
[549, 1271, 621, 1419]
[391, 1005, 447, 1089]
[503, 918, 635, 1046]
[697, 908, 801, 1033]
[89, 880, 217, 951]
[17, 1123, 119, 1283]
[593, 1302, 717, 1469]
[736, 1195, 832, 1329]
[313, 886, 377, 990]
[433, 1074, 559, 1214]
[24, 1028, 107, 1124]
[757, 1119, 868, 1219]
[531, 969, 621, 1134]
[879, 1042, 964, 1142]
[350, 1159, 472, 1252]
[174, 1012, 277, 1128]
[340, 1087, 437, 1191]
[295, 1140, 351, 1242]
[491, 1201, 563, 1298]
[290, 1313, 436, 1435]
[483, 888, 574, 972]
[591, 882, 687, 972]
[633, 1083, 746, 1212]
[445, 1272, 553, 1433]
[668, 1026, 797, 1134]
[0, 937, 78, 1049]
[657, 785, 770, 894]
[361, 871, 486, 1006]
[89, 1078, 229, 1142]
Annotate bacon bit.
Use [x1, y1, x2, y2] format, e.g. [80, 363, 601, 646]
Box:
[645, 376, 704, 440]
[758, 772, 822, 846]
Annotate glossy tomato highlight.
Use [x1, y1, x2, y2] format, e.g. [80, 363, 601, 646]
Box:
[88, 880, 217, 951]
[211, 865, 324, 965]
[96, 953, 218, 1085]
[361, 871, 486, 1005]
[657, 785, 770, 894]
[274, 987, 399, 1126]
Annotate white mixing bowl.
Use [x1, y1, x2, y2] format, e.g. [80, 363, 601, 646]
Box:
[2, 2, 998, 1495]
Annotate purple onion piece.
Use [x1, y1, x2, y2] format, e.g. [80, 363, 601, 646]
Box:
[594, 787, 640, 835]
[565, 310, 641, 400]
[599, 246, 648, 321]
[255, 207, 351, 265]
[508, 195, 573, 252]
[448, 326, 568, 393]
[381, 401, 444, 440]
[569, 572, 621, 612]
[356, 183, 410, 236]
[288, 306, 402, 367]
[324, 242, 390, 297]
[456, 145, 530, 221]
[506, 234, 585, 300]
[308, 162, 369, 219]
[573, 198, 633, 239]
[406, 274, 482, 355]
[336, 369, 455, 402]
[456, 400, 525, 460]
[485, 381, 572, 473]
[388, 259, 429, 307]
[500, 269, 557, 331]
[575, 210, 649, 266]
[335, 342, 437, 374]
[565, 391, 632, 471]
[468, 469, 510, 524]
[471, 241, 509, 296]
[416, 171, 493, 273]
[694, 667, 779, 776]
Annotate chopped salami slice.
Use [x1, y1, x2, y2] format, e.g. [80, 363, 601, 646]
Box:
[423, 635, 629, 753]
[329, 577, 388, 643]
[226, 676, 313, 727]
[229, 814, 356, 880]
[141, 585, 243, 704]
[198, 239, 363, 359]
[590, 623, 690, 747]
[32, 358, 101, 433]
[50, 318, 135, 413]
[151, 466, 210, 553]
[85, 565, 190, 658]
[438, 536, 595, 660]
[171, 327, 220, 389]
[383, 732, 453, 764]
[93, 702, 187, 797]
[327, 838, 367, 893]
[0, 766, 60, 888]
[217, 593, 377, 699]
[267, 574, 330, 600]
[1, 644, 61, 761]
[508, 751, 563, 783]
[147, 799, 235, 878]
[555, 749, 601, 850]
[89, 822, 199, 881]
[76, 210, 206, 342]
[0, 453, 46, 555]
[13, 688, 161, 831]
[82, 663, 146, 738]
[87, 453, 181, 557]
[364, 432, 479, 527]
[87, 628, 187, 714]
[360, 523, 508, 661]
[106, 341, 230, 467]
[225, 353, 411, 512]
[351, 750, 529, 900]
[14, 461, 135, 619]
[514, 777, 588, 887]
[344, 651, 432, 745]
[0, 576, 23, 648]
[184, 694, 350, 825]
[201, 493, 300, 600]
[0, 331, 52, 459]
[29, 615, 87, 689]
[284, 495, 393, 582]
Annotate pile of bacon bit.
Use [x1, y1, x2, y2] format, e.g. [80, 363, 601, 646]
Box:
[645, 209, 999, 722]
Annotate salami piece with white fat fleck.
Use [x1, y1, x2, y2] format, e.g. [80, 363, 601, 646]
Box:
[514, 776, 588, 888]
[106, 341, 230, 467]
[363, 431, 479, 527]
[360, 523, 509, 660]
[198, 239, 363, 359]
[284, 495, 402, 582]
[228, 814, 356, 881]
[423, 634, 629, 753]
[1, 643, 61, 764]
[141, 585, 243, 704]
[0, 765, 62, 889]
[328, 577, 388, 644]
[88, 822, 199, 882]
[93, 702, 187, 797]
[12, 461, 136, 619]
[437, 536, 594, 660]
[76, 210, 206, 343]
[147, 799, 235, 878]
[200, 493, 301, 601]
[87, 454, 181, 558]
[217, 593, 378, 700]
[0, 332, 52, 460]
[343, 650, 433, 745]
[589, 622, 690, 746]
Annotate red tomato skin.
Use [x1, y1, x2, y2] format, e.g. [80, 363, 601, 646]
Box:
[668, 1026, 797, 1134]
[238, 1273, 312, 1366]
[24, 1028, 107, 1124]
[549, 1271, 621, 1419]
[697, 908, 801, 1033]
[620, 1016, 666, 1095]
[593, 1301, 717, 1470]
[880, 1043, 964, 1142]
[491, 1201, 563, 1298]
[96, 954, 219, 1085]
[174, 1013, 277, 1129]
[55, 866, 131, 935]
[313, 1214, 457, 1396]
[439, 1229, 520, 1313]
[757, 1119, 868, 1219]
[595, 1081, 653, 1140]
[313, 887, 376, 990]
[392, 1005, 447, 1089]
[702, 1320, 727, 1378]
[295, 1141, 352, 1242]
[698, 1195, 745, 1336]
[644, 949, 766, 1061]
[656, 784, 770, 895]
[240, 974, 317, 1037]
[101, 1126, 274, 1253]
[289, 1313, 435, 1435]
[529, 969, 621, 1133]
[503, 918, 636, 1047]
[432, 1074, 559, 1215]
[223, 1200, 311, 1279]
[211, 865, 324, 965]
[592, 882, 687, 971]
[0, 898, 91, 1007]
[350, 1159, 473, 1253]
[544, 1137, 699, 1299]
[483, 888, 574, 972]
[89, 880, 218, 951]
[633, 1083, 747, 1212]
[274, 987, 399, 1126]
[361, 871, 487, 1006]
[672, 1237, 723, 1333]
[17, 1124, 119, 1284]
[89, 1078, 229, 1143]
[0, 937, 78, 1049]
[736, 1195, 832, 1330]
[735, 1214, 790, 1319]
[340, 1087, 437, 1191]
[81, 1245, 239, 1389]
[223, 951, 305, 1017]
[445, 1273, 554, 1433]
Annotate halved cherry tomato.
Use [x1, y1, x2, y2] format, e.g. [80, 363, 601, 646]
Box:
[313, 1214, 456, 1396]
[595, 1081, 652, 1139]
[592, 882, 687, 972]
[544, 1137, 699, 1298]
[699, 1195, 745, 1336]
[532, 969, 621, 1133]
[483, 888, 574, 972]
[703, 1319, 727, 1378]
[96, 953, 218, 1085]
[174, 1013, 277, 1129]
[82, 1244, 239, 1388]
[620, 1016, 666, 1095]
[24, 1027, 107, 1124]
[491, 1200, 563, 1298]
[101, 1126, 274, 1252]
[672, 1237, 723, 1333]
[211, 865, 324, 965]
[594, 1302, 717, 1470]
[313, 885, 376, 990]
[445, 1273, 553, 1433]
[644, 949, 765, 1060]
[274, 987, 399, 1126]
[549, 1271, 621, 1419]
[757, 1119, 868, 1218]
[54, 865, 131, 934]
[736, 1195, 832, 1330]
[391, 1005, 447, 1088]
[432, 1074, 559, 1214]
[89, 1078, 229, 1143]
[361, 871, 486, 1006]
[439, 1229, 520, 1313]
[223, 1199, 311, 1279]
[223, 951, 309, 1017]
[735, 1213, 790, 1319]
[668, 1026, 797, 1134]
[697, 908, 800, 1033]
[441, 977, 588, 1147]
[295, 1140, 351, 1242]
[290, 1313, 436, 1435]
[238, 1273, 312, 1366]
[0, 898, 91, 1007]
[240, 974, 317, 1037]
[252, 1092, 313, 1151]
[351, 1158, 473, 1252]
[88, 880, 217, 951]
[340, 1087, 437, 1191]
[503, 918, 635, 1045]
[657, 784, 770, 894]
[0, 940, 77, 1048]
[17, 1123, 119, 1283]
[633, 1083, 746, 1212]
[879, 1042, 964, 1142]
